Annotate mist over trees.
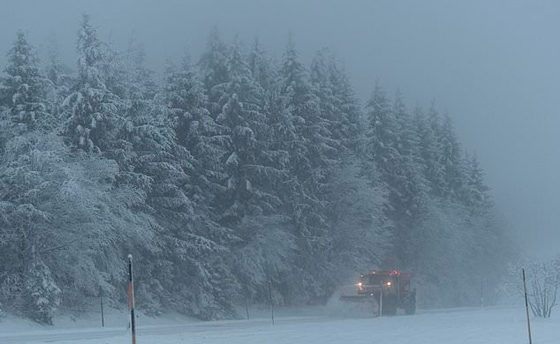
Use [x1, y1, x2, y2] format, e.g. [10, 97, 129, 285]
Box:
[0, 16, 513, 323]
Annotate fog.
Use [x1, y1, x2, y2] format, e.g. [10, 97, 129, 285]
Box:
[1, 0, 559, 256]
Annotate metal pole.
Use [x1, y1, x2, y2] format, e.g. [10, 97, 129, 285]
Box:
[128, 254, 137, 344]
[522, 268, 532, 344]
[268, 280, 274, 325]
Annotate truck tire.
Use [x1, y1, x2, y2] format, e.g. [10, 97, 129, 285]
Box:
[382, 296, 398, 316]
[404, 295, 416, 315]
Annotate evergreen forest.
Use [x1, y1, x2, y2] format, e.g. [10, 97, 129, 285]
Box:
[0, 15, 513, 324]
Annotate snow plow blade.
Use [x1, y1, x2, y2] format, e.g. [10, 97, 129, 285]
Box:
[329, 296, 377, 317]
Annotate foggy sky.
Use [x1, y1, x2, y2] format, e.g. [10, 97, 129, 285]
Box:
[1, 0, 559, 257]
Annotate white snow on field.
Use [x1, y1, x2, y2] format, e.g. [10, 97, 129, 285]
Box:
[1, 306, 559, 344]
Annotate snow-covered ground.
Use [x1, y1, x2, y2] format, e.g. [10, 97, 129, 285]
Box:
[1, 305, 558, 344]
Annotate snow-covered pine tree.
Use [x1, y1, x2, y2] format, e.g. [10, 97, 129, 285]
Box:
[45, 37, 73, 90]
[309, 49, 375, 286]
[325, 55, 362, 153]
[439, 112, 465, 200]
[24, 248, 61, 325]
[327, 160, 390, 283]
[276, 39, 339, 302]
[426, 102, 448, 196]
[362, 84, 398, 250]
[393, 91, 419, 159]
[122, 35, 157, 114]
[114, 54, 240, 319]
[364, 83, 399, 170]
[63, 14, 123, 153]
[248, 37, 275, 92]
[213, 39, 285, 227]
[391, 92, 429, 266]
[44, 36, 73, 120]
[0, 130, 156, 322]
[408, 103, 509, 307]
[202, 39, 292, 305]
[461, 151, 513, 305]
[364, 85, 428, 268]
[310, 48, 345, 158]
[464, 152, 490, 210]
[120, 106, 238, 319]
[0, 30, 52, 131]
[164, 56, 229, 216]
[413, 104, 446, 198]
[198, 28, 230, 118]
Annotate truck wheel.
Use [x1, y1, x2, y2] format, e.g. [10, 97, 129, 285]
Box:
[382, 296, 398, 316]
[404, 297, 416, 315]
[404, 304, 416, 315]
[383, 306, 397, 316]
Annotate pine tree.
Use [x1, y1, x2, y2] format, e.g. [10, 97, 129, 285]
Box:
[414, 104, 446, 197]
[328, 160, 390, 282]
[439, 112, 465, 200]
[24, 248, 61, 325]
[310, 48, 345, 157]
[199, 40, 291, 304]
[122, 35, 157, 112]
[248, 37, 274, 92]
[63, 14, 123, 153]
[45, 36, 72, 119]
[45, 37, 72, 89]
[276, 39, 338, 301]
[118, 56, 240, 319]
[326, 58, 362, 153]
[164, 56, 229, 214]
[365, 84, 398, 169]
[427, 102, 448, 195]
[364, 85, 427, 267]
[211, 40, 285, 227]
[199, 28, 230, 117]
[118, 108, 238, 318]
[0, 31, 51, 130]
[465, 152, 490, 210]
[0, 131, 155, 322]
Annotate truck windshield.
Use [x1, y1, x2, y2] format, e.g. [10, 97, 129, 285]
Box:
[365, 275, 393, 285]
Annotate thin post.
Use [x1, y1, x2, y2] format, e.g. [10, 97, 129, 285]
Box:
[379, 291, 383, 317]
[245, 299, 250, 320]
[128, 254, 137, 344]
[100, 293, 104, 327]
[480, 278, 485, 308]
[268, 280, 274, 325]
[523, 268, 532, 344]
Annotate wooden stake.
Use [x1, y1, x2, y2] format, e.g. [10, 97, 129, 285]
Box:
[523, 268, 532, 344]
[100, 294, 104, 327]
[480, 278, 485, 308]
[268, 280, 274, 325]
[379, 291, 383, 317]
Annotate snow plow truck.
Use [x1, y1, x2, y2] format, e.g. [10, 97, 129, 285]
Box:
[340, 270, 416, 316]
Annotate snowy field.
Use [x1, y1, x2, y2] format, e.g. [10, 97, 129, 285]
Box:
[1, 305, 559, 344]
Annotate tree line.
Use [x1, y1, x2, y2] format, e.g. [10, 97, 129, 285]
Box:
[0, 15, 513, 324]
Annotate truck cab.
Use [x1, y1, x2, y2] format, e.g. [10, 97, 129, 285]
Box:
[357, 270, 416, 315]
